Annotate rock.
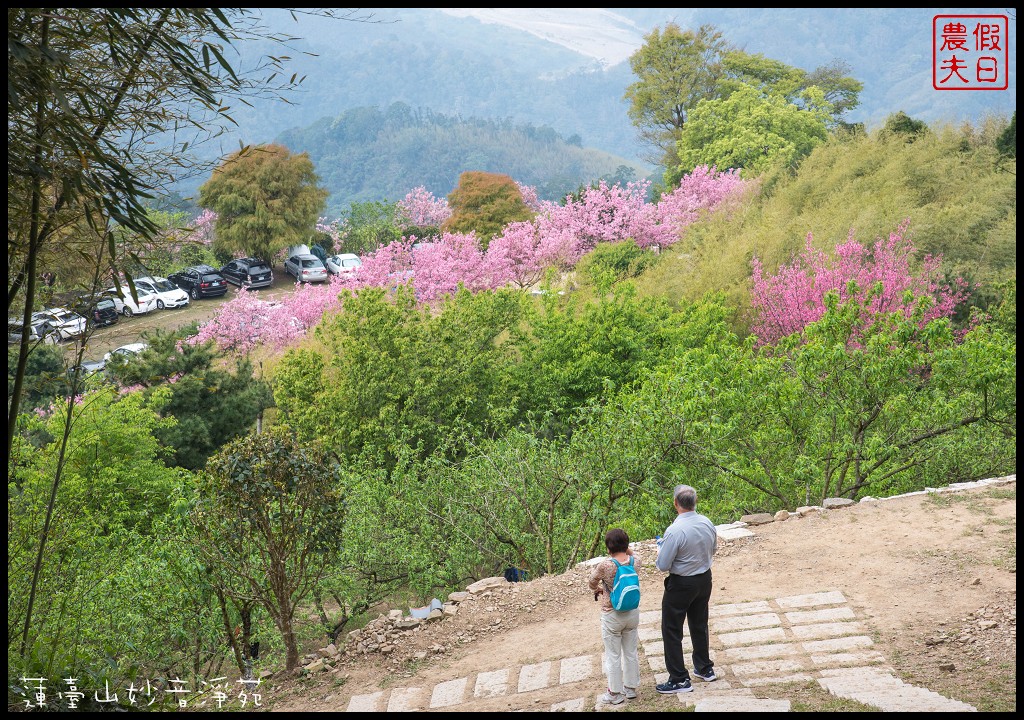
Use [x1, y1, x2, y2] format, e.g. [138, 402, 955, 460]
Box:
[259, 670, 274, 679]
[388, 609, 403, 620]
[413, 650, 428, 660]
[741, 513, 775, 526]
[971, 577, 982, 586]
[795, 506, 820, 516]
[860, 496, 878, 502]
[822, 497, 855, 509]
[448, 591, 469, 603]
[939, 663, 956, 672]
[317, 647, 333, 658]
[305, 659, 325, 672]
[443, 602, 459, 617]
[395, 618, 421, 629]
[774, 510, 790, 521]
[426, 609, 443, 621]
[466, 576, 510, 594]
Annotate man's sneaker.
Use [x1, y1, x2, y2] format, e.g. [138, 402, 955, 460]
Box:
[624, 686, 638, 700]
[693, 667, 718, 682]
[655, 678, 693, 694]
[599, 690, 626, 705]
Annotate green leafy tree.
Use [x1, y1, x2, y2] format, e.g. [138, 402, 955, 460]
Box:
[442, 171, 535, 249]
[199, 144, 329, 264]
[339, 200, 406, 255]
[106, 328, 273, 470]
[192, 428, 345, 671]
[882, 111, 929, 141]
[669, 84, 831, 181]
[624, 23, 732, 166]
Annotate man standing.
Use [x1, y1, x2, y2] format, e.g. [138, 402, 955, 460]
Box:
[654, 484, 718, 694]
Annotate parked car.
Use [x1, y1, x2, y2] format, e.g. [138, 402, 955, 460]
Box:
[8, 316, 59, 345]
[325, 253, 362, 276]
[86, 297, 119, 328]
[103, 286, 159, 317]
[68, 358, 107, 380]
[33, 308, 87, 341]
[103, 342, 149, 364]
[284, 248, 328, 283]
[168, 265, 229, 299]
[134, 276, 190, 309]
[220, 257, 274, 290]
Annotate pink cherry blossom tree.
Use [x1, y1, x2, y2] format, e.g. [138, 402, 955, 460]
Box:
[397, 186, 451, 228]
[749, 219, 971, 345]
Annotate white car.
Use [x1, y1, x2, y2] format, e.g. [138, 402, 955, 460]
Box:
[33, 308, 87, 341]
[326, 253, 362, 276]
[103, 342, 148, 364]
[135, 276, 190, 309]
[104, 286, 159, 317]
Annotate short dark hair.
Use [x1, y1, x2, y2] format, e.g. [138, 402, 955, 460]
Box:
[605, 528, 629, 554]
[674, 484, 697, 511]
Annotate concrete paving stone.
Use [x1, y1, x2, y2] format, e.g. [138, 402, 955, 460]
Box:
[775, 590, 846, 609]
[710, 600, 773, 617]
[712, 612, 781, 632]
[790, 621, 865, 640]
[638, 610, 661, 626]
[740, 673, 814, 687]
[800, 635, 874, 653]
[810, 650, 887, 667]
[551, 697, 586, 712]
[517, 661, 552, 693]
[346, 691, 383, 712]
[722, 642, 801, 661]
[718, 626, 787, 646]
[559, 655, 594, 684]
[784, 607, 856, 624]
[817, 667, 977, 712]
[717, 527, 754, 540]
[677, 686, 751, 707]
[647, 655, 666, 672]
[474, 668, 509, 698]
[386, 687, 424, 712]
[643, 640, 664, 656]
[429, 677, 467, 708]
[731, 658, 807, 677]
[654, 672, 669, 685]
[695, 696, 792, 712]
[638, 626, 662, 642]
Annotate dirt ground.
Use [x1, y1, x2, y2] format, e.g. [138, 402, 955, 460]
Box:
[269, 478, 1016, 713]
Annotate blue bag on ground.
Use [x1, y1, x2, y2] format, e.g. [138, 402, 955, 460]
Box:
[609, 557, 640, 611]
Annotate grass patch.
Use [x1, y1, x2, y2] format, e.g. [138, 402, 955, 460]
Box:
[777, 680, 881, 712]
[985, 487, 1016, 501]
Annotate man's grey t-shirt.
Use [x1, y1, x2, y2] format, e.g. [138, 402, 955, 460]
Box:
[655, 510, 718, 576]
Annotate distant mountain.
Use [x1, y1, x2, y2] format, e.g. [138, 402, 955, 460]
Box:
[275, 103, 647, 217]
[179, 8, 1015, 202]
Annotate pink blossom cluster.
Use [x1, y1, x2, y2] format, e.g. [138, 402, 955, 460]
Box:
[397, 186, 451, 228]
[194, 168, 748, 354]
[749, 219, 971, 346]
[316, 216, 341, 252]
[190, 209, 218, 246]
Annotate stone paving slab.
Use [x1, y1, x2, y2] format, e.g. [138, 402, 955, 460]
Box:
[518, 661, 552, 693]
[429, 677, 467, 708]
[722, 642, 801, 661]
[785, 606, 855, 624]
[346, 690, 383, 712]
[776, 590, 846, 608]
[695, 696, 791, 712]
[810, 650, 886, 667]
[646, 654, 666, 672]
[731, 658, 807, 677]
[385, 687, 423, 712]
[638, 610, 661, 625]
[474, 668, 509, 698]
[800, 635, 874, 653]
[551, 697, 586, 712]
[637, 626, 661, 641]
[718, 626, 787, 646]
[741, 673, 815, 687]
[818, 667, 977, 712]
[712, 612, 781, 632]
[711, 600, 773, 617]
[717, 527, 754, 540]
[559, 655, 594, 684]
[790, 621, 865, 640]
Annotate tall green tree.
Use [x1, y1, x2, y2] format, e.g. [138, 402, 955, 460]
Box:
[623, 23, 732, 167]
[199, 143, 329, 263]
[442, 171, 535, 249]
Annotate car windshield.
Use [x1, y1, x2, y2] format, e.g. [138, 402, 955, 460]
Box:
[301, 259, 323, 269]
[52, 311, 75, 322]
[343, 258, 361, 268]
[96, 299, 115, 310]
[250, 265, 270, 274]
[202, 274, 221, 282]
[155, 279, 177, 291]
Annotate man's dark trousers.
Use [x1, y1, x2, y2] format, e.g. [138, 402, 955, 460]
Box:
[661, 569, 713, 682]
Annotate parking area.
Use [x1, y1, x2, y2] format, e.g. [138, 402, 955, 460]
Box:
[55, 272, 298, 364]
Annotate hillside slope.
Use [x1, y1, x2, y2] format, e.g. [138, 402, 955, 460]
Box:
[269, 476, 1016, 712]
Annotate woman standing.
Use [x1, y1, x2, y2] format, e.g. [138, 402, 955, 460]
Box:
[587, 528, 641, 705]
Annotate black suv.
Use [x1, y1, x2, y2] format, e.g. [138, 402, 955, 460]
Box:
[220, 258, 273, 290]
[87, 297, 119, 327]
[168, 264, 229, 299]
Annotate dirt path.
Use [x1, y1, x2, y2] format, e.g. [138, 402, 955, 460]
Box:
[269, 477, 1016, 712]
